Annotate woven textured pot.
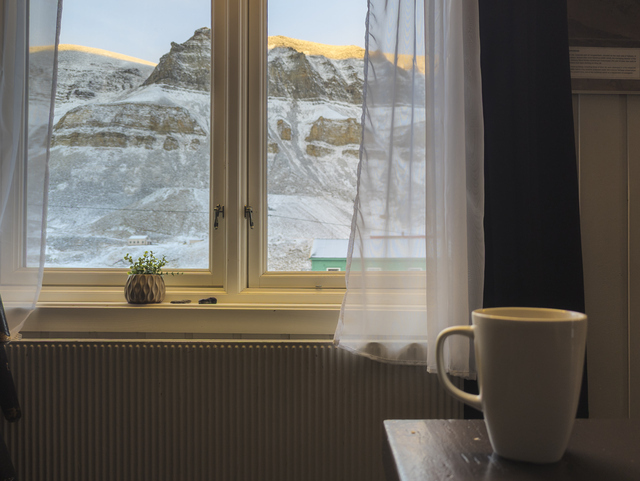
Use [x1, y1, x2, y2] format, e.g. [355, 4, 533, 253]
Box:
[124, 274, 166, 304]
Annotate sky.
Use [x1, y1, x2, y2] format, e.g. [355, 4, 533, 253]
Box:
[59, 0, 367, 64]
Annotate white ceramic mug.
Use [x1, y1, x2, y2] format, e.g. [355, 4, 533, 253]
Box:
[435, 307, 587, 464]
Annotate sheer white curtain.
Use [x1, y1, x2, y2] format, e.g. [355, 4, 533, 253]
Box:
[0, 0, 61, 337]
[335, 0, 484, 376]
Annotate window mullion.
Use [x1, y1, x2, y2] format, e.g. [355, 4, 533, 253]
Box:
[217, 0, 250, 296]
[247, 0, 268, 288]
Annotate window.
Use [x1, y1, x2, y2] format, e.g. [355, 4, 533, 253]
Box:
[38, 0, 366, 311]
[248, 0, 365, 289]
[265, 2, 364, 273]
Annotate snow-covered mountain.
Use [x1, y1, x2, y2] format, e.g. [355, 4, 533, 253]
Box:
[45, 29, 370, 270]
[52, 45, 157, 112]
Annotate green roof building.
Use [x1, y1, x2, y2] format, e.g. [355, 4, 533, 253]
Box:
[309, 237, 426, 272]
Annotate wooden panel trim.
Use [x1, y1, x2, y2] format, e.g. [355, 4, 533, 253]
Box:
[627, 95, 640, 418]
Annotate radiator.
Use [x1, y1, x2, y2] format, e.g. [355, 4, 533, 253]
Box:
[1, 341, 461, 481]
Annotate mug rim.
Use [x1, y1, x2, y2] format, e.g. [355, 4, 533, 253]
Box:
[473, 307, 586, 322]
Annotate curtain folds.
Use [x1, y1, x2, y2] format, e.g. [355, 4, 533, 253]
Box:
[0, 0, 61, 336]
[335, 0, 484, 376]
[477, 0, 588, 418]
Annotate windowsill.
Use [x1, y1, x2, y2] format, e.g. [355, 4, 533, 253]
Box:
[26, 286, 345, 339]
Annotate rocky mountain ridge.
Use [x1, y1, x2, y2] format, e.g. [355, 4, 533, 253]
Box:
[143, 27, 211, 91]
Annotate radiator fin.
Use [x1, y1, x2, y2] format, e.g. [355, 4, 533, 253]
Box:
[1, 341, 461, 481]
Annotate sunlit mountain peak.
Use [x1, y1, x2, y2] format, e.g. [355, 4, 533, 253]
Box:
[54, 44, 158, 66]
[268, 35, 365, 60]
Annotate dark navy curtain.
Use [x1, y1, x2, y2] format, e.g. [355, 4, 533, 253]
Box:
[466, 0, 589, 418]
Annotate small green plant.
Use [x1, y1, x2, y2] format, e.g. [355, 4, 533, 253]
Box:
[124, 251, 180, 276]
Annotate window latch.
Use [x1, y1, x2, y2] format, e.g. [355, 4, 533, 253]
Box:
[244, 205, 254, 229]
[213, 204, 224, 230]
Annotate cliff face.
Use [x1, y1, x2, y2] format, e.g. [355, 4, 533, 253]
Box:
[143, 27, 211, 91]
[52, 103, 206, 149]
[268, 46, 363, 105]
[46, 32, 411, 270]
[306, 117, 362, 146]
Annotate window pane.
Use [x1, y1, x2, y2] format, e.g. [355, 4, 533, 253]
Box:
[46, 0, 211, 270]
[267, 0, 366, 271]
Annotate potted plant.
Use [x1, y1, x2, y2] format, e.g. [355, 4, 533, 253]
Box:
[123, 251, 178, 304]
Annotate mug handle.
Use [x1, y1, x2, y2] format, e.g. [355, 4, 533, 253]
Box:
[435, 326, 482, 412]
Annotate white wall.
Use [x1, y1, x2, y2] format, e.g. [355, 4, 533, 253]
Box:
[573, 94, 640, 418]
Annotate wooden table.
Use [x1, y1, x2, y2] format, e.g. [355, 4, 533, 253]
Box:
[383, 419, 640, 481]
